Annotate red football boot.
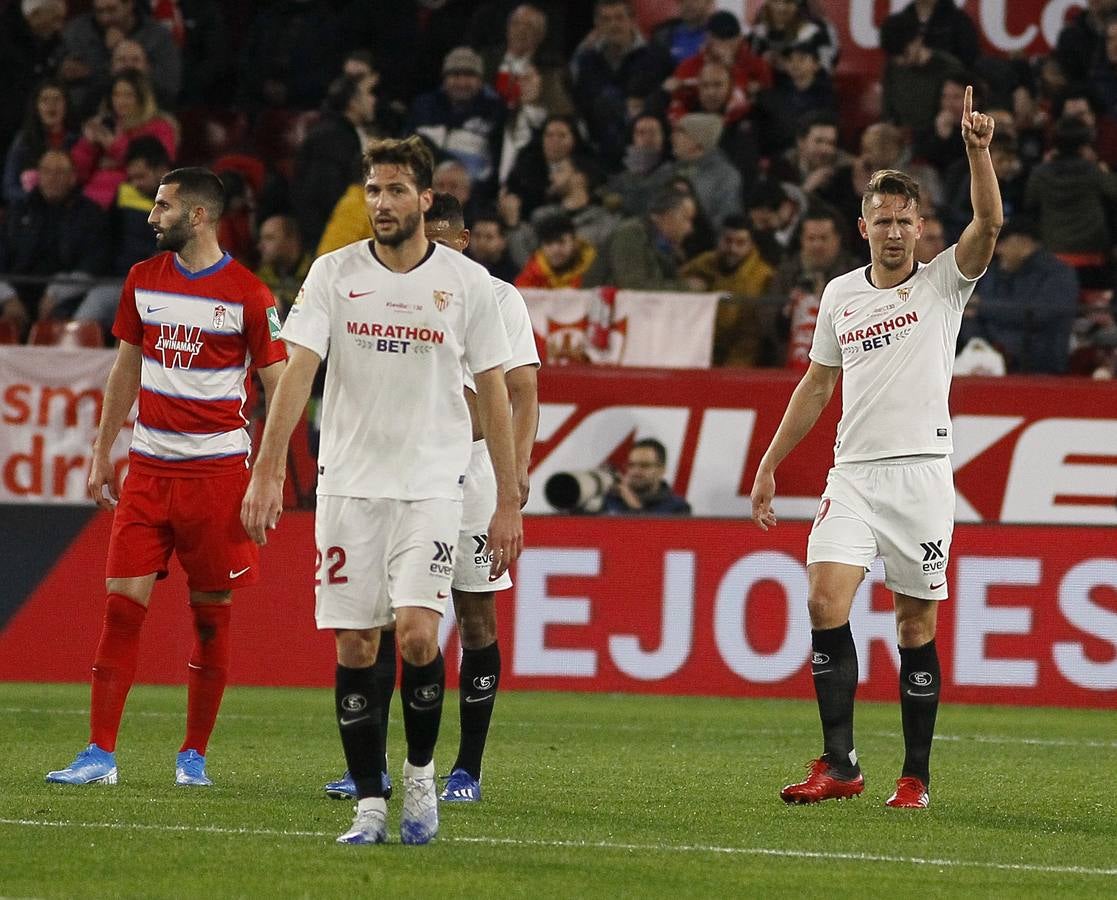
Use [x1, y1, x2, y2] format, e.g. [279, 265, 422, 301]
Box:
[885, 776, 929, 809]
[780, 758, 865, 804]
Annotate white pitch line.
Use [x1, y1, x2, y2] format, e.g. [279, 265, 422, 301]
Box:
[1, 818, 1115, 878]
[1, 707, 1114, 749]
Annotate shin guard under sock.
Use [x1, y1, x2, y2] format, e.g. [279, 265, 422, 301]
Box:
[336, 664, 384, 798]
[400, 652, 445, 768]
[455, 641, 501, 778]
[811, 622, 859, 775]
[181, 604, 231, 755]
[373, 630, 397, 774]
[89, 593, 147, 751]
[899, 639, 941, 785]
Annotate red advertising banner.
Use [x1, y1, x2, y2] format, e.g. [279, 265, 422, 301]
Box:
[527, 367, 1117, 526]
[0, 513, 1113, 708]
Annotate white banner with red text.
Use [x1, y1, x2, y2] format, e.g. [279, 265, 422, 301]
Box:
[521, 288, 720, 368]
[0, 347, 133, 504]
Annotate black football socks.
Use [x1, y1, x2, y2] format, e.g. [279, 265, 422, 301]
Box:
[899, 638, 941, 785]
[400, 652, 445, 768]
[372, 630, 397, 776]
[454, 641, 501, 779]
[335, 664, 384, 798]
[811, 622, 860, 778]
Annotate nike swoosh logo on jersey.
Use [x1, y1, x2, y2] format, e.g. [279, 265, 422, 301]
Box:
[348, 289, 376, 298]
[842, 306, 857, 317]
[464, 693, 494, 704]
[229, 566, 251, 578]
[147, 305, 168, 313]
[929, 581, 946, 589]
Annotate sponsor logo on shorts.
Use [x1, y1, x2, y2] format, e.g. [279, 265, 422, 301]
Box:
[929, 580, 946, 590]
[920, 539, 947, 573]
[430, 541, 454, 576]
[229, 566, 250, 579]
[472, 533, 494, 566]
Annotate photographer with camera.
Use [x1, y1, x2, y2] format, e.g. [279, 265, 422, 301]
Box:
[545, 438, 691, 515]
[604, 439, 691, 515]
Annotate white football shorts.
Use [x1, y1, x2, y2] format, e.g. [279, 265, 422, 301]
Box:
[453, 439, 513, 593]
[806, 454, 954, 600]
[313, 495, 463, 630]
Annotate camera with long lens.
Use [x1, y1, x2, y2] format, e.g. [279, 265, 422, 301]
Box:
[544, 466, 617, 513]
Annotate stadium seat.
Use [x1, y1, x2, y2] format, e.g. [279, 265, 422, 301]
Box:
[28, 320, 105, 348]
[0, 320, 19, 344]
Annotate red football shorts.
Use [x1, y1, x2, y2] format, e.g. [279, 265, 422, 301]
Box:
[106, 466, 259, 592]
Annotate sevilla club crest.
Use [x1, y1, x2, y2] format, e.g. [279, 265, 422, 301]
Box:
[432, 290, 452, 312]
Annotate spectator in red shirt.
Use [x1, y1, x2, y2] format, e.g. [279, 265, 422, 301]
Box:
[666, 10, 773, 116]
[515, 211, 597, 288]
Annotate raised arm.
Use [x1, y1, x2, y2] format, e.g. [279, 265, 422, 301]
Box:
[955, 85, 1004, 279]
[750, 361, 841, 531]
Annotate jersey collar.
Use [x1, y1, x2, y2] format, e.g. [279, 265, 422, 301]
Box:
[368, 239, 437, 273]
[864, 259, 919, 290]
[174, 251, 232, 280]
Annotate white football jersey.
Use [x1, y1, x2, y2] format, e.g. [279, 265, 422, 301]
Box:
[462, 277, 540, 392]
[282, 241, 511, 500]
[809, 246, 981, 464]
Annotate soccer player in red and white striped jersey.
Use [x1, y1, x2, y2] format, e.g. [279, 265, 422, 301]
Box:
[46, 168, 287, 789]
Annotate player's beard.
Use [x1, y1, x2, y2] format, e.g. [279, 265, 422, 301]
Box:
[154, 216, 193, 253]
[375, 209, 421, 247]
[877, 245, 911, 271]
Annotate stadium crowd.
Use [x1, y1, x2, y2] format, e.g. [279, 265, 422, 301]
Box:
[2, 0, 1117, 377]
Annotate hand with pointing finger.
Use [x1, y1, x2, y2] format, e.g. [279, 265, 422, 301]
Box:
[961, 84, 994, 151]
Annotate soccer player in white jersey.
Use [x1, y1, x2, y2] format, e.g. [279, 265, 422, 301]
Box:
[322, 192, 540, 805]
[242, 137, 523, 846]
[750, 87, 1002, 809]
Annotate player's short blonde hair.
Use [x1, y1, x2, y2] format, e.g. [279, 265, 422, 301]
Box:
[362, 136, 434, 191]
[861, 169, 921, 218]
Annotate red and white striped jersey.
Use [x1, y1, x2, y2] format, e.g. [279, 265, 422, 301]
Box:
[113, 252, 287, 477]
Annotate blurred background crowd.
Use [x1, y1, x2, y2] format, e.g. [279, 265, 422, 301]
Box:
[3, 0, 1117, 377]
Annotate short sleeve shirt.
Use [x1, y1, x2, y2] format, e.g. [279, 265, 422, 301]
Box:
[809, 246, 982, 463]
[112, 252, 287, 476]
[281, 241, 511, 500]
[462, 277, 541, 392]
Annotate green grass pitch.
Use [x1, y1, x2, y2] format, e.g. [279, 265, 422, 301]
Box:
[1, 683, 1114, 899]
